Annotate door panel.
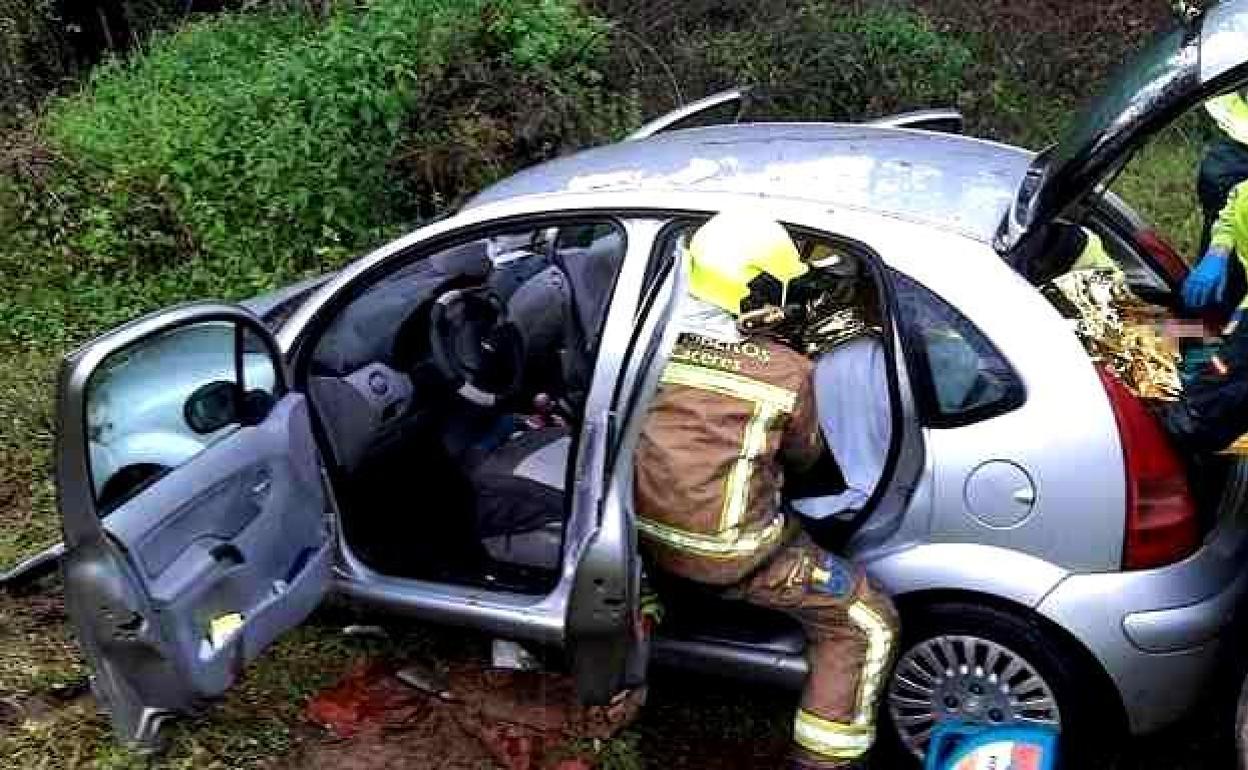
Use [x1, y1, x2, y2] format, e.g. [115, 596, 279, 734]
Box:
[58, 304, 330, 747]
[566, 224, 685, 702]
[101, 396, 328, 689]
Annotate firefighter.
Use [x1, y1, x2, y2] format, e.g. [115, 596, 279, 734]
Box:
[1198, 89, 1248, 255]
[635, 211, 899, 769]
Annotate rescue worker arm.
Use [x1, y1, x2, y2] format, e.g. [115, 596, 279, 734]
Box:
[1184, 242, 1235, 311]
[1212, 182, 1248, 260]
[781, 374, 825, 472]
[1201, 181, 1248, 312]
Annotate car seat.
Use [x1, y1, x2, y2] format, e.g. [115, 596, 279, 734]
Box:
[551, 229, 625, 407]
[471, 425, 571, 570]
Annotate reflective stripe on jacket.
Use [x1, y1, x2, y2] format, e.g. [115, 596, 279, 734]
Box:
[635, 332, 823, 584]
[1208, 92, 1248, 147]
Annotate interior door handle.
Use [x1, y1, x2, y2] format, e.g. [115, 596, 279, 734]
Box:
[249, 470, 272, 499]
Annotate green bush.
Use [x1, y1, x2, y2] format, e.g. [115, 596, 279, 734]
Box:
[392, 2, 639, 218]
[0, 0, 191, 127]
[0, 0, 635, 346]
[682, 5, 973, 122]
[595, 2, 974, 125]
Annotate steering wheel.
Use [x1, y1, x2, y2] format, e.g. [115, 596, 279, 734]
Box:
[428, 287, 524, 407]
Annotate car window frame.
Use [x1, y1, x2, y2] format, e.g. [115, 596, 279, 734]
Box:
[605, 218, 690, 469]
[60, 304, 289, 544]
[889, 269, 1027, 429]
[284, 212, 643, 596]
[289, 213, 631, 387]
[87, 317, 286, 515]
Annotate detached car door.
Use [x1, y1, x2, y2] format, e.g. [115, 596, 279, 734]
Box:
[57, 303, 332, 748]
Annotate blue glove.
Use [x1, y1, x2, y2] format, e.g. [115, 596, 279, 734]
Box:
[1183, 250, 1231, 310]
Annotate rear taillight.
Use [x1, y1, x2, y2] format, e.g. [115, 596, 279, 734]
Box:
[1136, 228, 1189, 287]
[1096, 367, 1200, 570]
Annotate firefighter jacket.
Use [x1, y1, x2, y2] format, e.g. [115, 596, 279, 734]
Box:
[635, 331, 824, 585]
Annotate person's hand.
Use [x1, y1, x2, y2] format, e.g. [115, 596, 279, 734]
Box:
[1183, 250, 1231, 310]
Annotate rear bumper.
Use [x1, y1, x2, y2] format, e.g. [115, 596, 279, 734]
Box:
[1122, 561, 1248, 653]
[1036, 516, 1248, 734]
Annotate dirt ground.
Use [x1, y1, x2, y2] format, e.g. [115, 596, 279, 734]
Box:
[258, 653, 1246, 770]
[1, 581, 1237, 770]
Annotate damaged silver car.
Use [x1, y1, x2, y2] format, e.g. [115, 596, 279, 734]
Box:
[40, 1, 1248, 763]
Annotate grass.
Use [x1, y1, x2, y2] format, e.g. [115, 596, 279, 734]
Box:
[0, 622, 347, 769]
[0, 603, 499, 770]
[0, 343, 58, 570]
[1111, 116, 1209, 260]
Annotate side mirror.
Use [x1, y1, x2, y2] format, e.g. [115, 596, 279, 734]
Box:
[184, 380, 243, 435]
[183, 382, 277, 435]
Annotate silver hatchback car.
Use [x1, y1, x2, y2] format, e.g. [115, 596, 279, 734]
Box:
[46, 2, 1248, 764]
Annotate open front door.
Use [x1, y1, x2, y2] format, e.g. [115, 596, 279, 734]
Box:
[57, 303, 332, 748]
[565, 226, 686, 703]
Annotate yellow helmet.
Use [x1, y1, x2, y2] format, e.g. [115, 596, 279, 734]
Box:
[687, 211, 808, 315]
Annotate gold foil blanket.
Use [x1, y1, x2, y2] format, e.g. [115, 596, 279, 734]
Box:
[1047, 269, 1182, 401]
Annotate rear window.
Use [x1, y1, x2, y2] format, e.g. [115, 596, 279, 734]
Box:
[892, 271, 1025, 427]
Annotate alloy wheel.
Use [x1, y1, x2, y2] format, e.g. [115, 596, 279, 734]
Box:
[886, 634, 1061, 759]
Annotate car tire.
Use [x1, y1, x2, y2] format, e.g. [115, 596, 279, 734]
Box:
[878, 600, 1123, 770]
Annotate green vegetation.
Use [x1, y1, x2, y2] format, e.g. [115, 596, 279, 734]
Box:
[1113, 118, 1209, 259]
[2, 0, 635, 347]
[0, 0, 192, 128]
[669, 4, 975, 121]
[0, 345, 57, 577]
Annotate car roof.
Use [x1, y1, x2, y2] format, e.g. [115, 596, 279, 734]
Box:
[466, 123, 1033, 243]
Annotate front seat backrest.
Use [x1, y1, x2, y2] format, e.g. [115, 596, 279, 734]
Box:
[554, 229, 625, 401]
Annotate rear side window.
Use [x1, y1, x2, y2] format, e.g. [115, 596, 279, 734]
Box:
[892, 271, 1024, 427]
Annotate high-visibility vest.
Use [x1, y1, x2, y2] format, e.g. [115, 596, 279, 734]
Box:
[1206, 92, 1248, 147]
[1071, 228, 1114, 272]
[1210, 180, 1248, 310]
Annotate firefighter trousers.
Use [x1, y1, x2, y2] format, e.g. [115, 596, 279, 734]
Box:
[731, 536, 900, 768]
